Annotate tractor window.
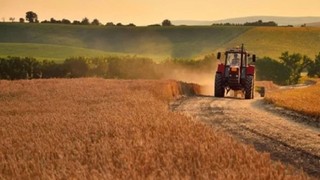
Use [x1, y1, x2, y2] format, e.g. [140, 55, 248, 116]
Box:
[227, 53, 241, 66]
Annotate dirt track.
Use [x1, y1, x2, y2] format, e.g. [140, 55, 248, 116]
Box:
[171, 95, 320, 178]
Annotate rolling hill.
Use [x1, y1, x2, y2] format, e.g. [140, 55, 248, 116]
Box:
[0, 43, 131, 62]
[306, 22, 320, 27]
[222, 27, 320, 59]
[173, 16, 320, 26]
[0, 23, 251, 60]
[0, 23, 320, 61]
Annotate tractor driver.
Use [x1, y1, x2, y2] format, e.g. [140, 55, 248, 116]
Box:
[231, 53, 240, 66]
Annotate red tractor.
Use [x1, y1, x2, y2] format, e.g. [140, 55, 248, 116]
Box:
[215, 44, 256, 99]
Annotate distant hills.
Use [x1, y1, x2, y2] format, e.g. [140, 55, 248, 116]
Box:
[306, 22, 320, 27]
[173, 16, 320, 26]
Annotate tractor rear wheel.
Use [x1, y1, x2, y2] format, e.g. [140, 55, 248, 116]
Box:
[214, 73, 225, 97]
[245, 75, 254, 99]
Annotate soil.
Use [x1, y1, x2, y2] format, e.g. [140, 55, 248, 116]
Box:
[171, 94, 320, 178]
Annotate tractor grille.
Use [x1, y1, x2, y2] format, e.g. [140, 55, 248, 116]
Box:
[228, 77, 243, 90]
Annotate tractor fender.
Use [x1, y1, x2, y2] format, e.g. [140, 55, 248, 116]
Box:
[246, 65, 255, 75]
[217, 63, 225, 73]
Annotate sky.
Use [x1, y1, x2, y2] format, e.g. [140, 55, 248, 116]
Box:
[1, 0, 320, 25]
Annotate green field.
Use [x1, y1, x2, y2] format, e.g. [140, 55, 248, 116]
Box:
[0, 23, 320, 61]
[0, 43, 133, 62]
[224, 27, 320, 59]
[0, 23, 251, 60]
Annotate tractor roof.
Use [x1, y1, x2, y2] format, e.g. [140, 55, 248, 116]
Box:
[226, 46, 248, 53]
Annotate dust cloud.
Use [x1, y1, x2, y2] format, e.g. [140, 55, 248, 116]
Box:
[161, 68, 215, 96]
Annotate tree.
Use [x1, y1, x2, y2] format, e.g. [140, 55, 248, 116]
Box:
[19, 18, 25, 23]
[73, 20, 81, 25]
[162, 19, 172, 26]
[41, 60, 65, 78]
[244, 20, 277, 26]
[26, 11, 38, 23]
[62, 19, 71, 24]
[116, 23, 123, 26]
[148, 24, 161, 27]
[50, 18, 57, 23]
[127, 23, 136, 27]
[105, 22, 115, 26]
[279, 52, 312, 84]
[41, 20, 50, 23]
[81, 17, 90, 25]
[9, 17, 15, 22]
[255, 57, 290, 85]
[63, 57, 89, 78]
[91, 18, 100, 25]
[307, 52, 320, 77]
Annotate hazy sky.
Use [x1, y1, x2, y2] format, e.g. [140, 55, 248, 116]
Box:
[1, 0, 320, 25]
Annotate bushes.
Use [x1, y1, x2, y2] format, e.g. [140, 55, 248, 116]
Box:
[41, 60, 66, 78]
[256, 52, 320, 85]
[1, 51, 318, 84]
[0, 57, 41, 80]
[307, 52, 320, 78]
[63, 57, 89, 78]
[255, 57, 291, 85]
[0, 55, 215, 80]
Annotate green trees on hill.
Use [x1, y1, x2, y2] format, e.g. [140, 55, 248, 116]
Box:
[279, 52, 312, 84]
[162, 19, 173, 26]
[91, 19, 100, 25]
[244, 20, 277, 26]
[0, 57, 41, 79]
[0, 52, 318, 84]
[81, 17, 90, 25]
[25, 11, 38, 23]
[307, 53, 320, 77]
[256, 51, 319, 85]
[212, 20, 278, 26]
[64, 57, 89, 78]
[255, 57, 290, 85]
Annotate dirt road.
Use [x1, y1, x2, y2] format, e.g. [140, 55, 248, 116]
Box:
[171, 95, 320, 178]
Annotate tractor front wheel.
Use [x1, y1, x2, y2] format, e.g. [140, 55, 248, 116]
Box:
[214, 73, 225, 97]
[245, 75, 254, 99]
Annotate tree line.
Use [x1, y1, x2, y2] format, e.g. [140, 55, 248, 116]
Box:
[255, 52, 320, 85]
[0, 52, 319, 84]
[0, 55, 215, 80]
[212, 20, 278, 27]
[4, 11, 174, 27]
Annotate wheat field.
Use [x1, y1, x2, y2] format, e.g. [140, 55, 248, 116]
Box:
[0, 78, 306, 179]
[265, 80, 320, 118]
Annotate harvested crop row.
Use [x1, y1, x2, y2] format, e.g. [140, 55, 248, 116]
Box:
[0, 78, 306, 179]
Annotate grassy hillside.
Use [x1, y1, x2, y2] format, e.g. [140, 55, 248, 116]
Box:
[1, 23, 320, 61]
[0, 23, 251, 60]
[0, 43, 131, 62]
[223, 27, 320, 59]
[306, 22, 320, 27]
[174, 16, 320, 26]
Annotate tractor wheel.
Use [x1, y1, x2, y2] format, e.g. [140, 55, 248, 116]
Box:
[252, 81, 255, 99]
[245, 75, 254, 99]
[260, 87, 265, 97]
[214, 73, 225, 97]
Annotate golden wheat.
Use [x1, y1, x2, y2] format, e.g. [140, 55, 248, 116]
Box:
[265, 80, 320, 117]
[0, 78, 307, 179]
